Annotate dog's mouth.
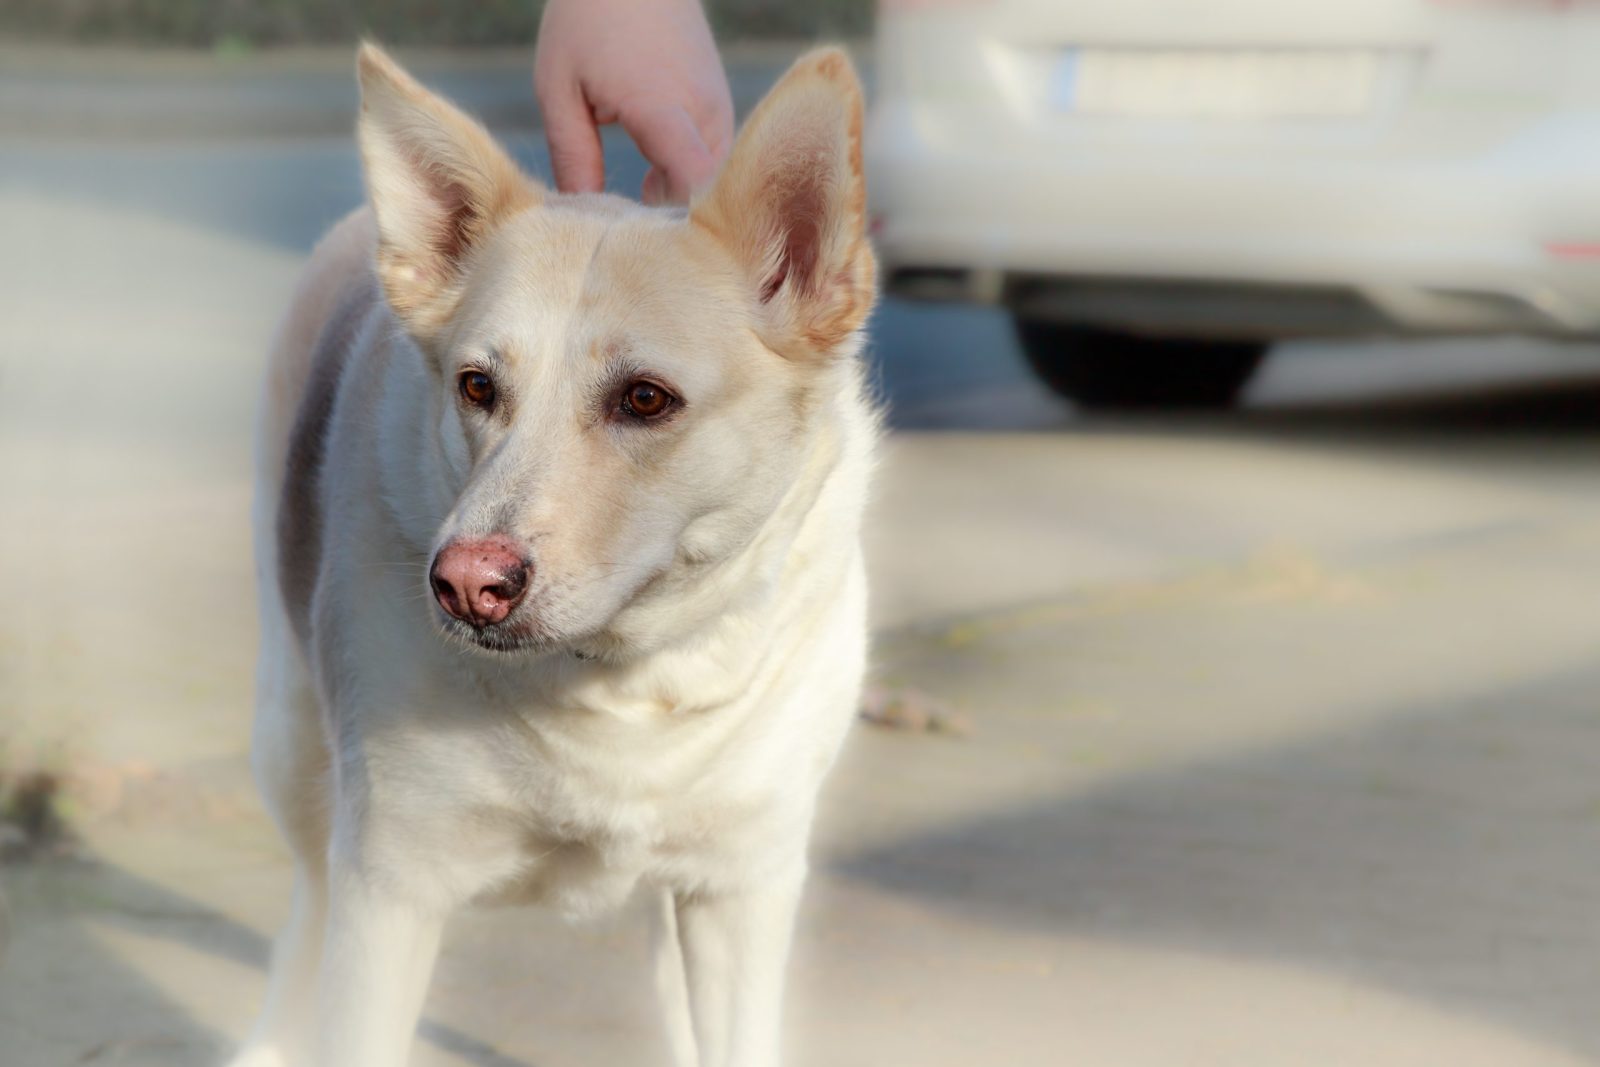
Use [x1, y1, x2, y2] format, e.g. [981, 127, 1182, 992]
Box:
[427, 564, 657, 659]
[434, 611, 552, 655]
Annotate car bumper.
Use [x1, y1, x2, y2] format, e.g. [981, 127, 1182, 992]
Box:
[867, 108, 1600, 337]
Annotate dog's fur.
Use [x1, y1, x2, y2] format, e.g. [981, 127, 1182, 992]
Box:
[232, 44, 877, 1067]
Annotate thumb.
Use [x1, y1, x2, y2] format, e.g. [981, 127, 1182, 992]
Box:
[641, 166, 670, 206]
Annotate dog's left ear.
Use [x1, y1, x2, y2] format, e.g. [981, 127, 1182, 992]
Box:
[692, 47, 876, 358]
[356, 43, 539, 338]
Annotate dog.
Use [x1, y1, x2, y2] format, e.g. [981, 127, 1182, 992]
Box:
[230, 41, 877, 1067]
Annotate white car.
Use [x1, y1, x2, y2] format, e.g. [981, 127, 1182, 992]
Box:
[866, 0, 1600, 407]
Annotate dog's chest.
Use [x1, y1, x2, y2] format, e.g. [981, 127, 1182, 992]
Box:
[419, 689, 779, 912]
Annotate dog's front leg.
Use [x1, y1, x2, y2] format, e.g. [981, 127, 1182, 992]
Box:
[675, 863, 806, 1067]
[654, 889, 700, 1067]
[311, 857, 446, 1067]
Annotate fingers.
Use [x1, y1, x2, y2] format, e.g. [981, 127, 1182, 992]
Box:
[537, 78, 727, 203]
[539, 78, 606, 194]
[620, 100, 719, 204]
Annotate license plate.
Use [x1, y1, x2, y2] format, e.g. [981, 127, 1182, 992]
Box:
[1053, 48, 1381, 120]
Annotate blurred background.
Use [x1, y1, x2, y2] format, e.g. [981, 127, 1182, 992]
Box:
[6, 2, 1600, 1065]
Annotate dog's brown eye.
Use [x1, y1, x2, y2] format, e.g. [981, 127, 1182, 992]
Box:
[459, 370, 495, 408]
[622, 381, 674, 420]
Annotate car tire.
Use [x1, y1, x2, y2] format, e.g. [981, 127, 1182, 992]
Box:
[1013, 319, 1268, 410]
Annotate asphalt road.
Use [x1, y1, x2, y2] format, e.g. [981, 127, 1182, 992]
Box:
[8, 72, 1600, 1067]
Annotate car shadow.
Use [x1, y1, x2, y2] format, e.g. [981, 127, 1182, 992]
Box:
[1071, 339, 1600, 443]
[1237, 369, 1600, 439]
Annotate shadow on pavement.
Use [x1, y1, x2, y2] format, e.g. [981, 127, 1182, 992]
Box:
[0, 857, 232, 1065]
[834, 661, 1600, 1062]
[0, 857, 536, 1067]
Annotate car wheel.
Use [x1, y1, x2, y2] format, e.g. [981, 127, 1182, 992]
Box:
[1013, 319, 1268, 410]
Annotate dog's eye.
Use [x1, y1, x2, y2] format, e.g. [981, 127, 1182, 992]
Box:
[621, 380, 675, 420]
[459, 370, 495, 408]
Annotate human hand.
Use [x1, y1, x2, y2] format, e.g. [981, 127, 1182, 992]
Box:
[534, 0, 734, 204]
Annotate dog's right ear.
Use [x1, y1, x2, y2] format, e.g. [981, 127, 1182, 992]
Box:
[356, 43, 539, 338]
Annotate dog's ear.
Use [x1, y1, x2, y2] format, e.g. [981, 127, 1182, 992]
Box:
[691, 47, 876, 358]
[356, 43, 538, 337]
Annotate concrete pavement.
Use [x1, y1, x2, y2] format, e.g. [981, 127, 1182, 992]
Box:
[8, 55, 1600, 1067]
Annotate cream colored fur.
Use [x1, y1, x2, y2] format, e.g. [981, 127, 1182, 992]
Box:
[232, 43, 877, 1067]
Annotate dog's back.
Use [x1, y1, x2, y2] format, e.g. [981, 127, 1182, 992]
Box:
[245, 208, 381, 904]
[256, 209, 376, 518]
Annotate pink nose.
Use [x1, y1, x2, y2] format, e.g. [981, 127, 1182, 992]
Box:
[429, 537, 530, 627]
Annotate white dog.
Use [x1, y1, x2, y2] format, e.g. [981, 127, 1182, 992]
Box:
[233, 43, 877, 1067]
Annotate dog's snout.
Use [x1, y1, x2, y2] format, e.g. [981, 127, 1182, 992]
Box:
[430, 537, 530, 628]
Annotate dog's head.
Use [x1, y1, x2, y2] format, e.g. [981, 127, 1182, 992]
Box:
[354, 44, 874, 656]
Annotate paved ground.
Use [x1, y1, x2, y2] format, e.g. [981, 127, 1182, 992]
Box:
[7, 46, 1600, 1067]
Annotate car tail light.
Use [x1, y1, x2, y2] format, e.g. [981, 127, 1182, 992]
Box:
[1546, 242, 1600, 260]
